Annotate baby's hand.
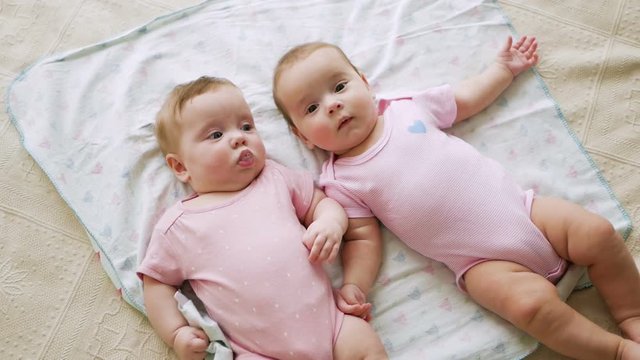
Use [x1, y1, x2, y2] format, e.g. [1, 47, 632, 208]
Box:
[302, 217, 343, 263]
[173, 325, 209, 360]
[335, 284, 372, 321]
[496, 35, 539, 77]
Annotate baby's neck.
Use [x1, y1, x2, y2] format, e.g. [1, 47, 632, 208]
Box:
[336, 115, 384, 159]
[182, 189, 244, 209]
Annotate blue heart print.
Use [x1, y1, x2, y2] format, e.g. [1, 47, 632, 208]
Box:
[408, 120, 427, 133]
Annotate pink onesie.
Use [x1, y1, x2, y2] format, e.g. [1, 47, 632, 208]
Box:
[319, 85, 567, 291]
[138, 160, 343, 359]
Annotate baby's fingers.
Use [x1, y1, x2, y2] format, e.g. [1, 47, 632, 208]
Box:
[351, 303, 373, 320]
[175, 326, 209, 360]
[317, 237, 341, 263]
[512, 35, 531, 51]
[361, 303, 373, 321]
[517, 36, 536, 53]
[531, 53, 539, 65]
[524, 41, 538, 60]
[338, 300, 369, 317]
[501, 35, 513, 53]
[307, 234, 327, 262]
[326, 242, 340, 263]
[302, 227, 320, 251]
[189, 337, 209, 353]
[189, 328, 209, 352]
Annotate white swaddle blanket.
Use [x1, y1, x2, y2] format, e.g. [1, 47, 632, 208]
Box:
[7, 0, 631, 358]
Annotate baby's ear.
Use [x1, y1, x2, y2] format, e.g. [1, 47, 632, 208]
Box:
[166, 154, 190, 183]
[360, 72, 370, 87]
[291, 126, 316, 150]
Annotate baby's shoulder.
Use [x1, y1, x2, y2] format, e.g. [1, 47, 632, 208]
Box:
[153, 202, 185, 234]
[264, 159, 312, 183]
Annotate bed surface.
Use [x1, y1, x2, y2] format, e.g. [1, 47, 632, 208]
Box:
[1, 1, 638, 359]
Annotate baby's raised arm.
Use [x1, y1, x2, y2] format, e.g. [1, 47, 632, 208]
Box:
[143, 275, 209, 360]
[454, 35, 539, 122]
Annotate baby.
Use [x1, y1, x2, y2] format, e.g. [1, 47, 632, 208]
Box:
[137, 76, 388, 360]
[272, 37, 640, 359]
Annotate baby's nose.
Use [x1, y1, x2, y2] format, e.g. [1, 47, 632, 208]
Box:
[230, 132, 247, 147]
[328, 101, 343, 114]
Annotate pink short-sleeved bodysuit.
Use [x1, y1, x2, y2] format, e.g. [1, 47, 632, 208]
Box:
[138, 160, 344, 360]
[319, 85, 567, 291]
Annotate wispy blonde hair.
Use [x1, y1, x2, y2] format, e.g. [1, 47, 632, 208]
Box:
[155, 76, 235, 155]
[272, 42, 359, 128]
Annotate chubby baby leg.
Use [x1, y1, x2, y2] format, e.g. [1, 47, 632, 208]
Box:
[464, 260, 631, 360]
[333, 315, 388, 360]
[530, 196, 640, 341]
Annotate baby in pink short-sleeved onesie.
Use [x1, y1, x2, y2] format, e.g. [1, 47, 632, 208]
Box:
[139, 76, 387, 360]
[273, 40, 640, 360]
[319, 85, 567, 290]
[139, 160, 343, 359]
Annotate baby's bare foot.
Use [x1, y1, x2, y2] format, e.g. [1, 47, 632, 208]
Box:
[619, 339, 640, 360]
[619, 317, 640, 342]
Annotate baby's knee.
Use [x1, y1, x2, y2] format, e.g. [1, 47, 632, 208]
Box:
[503, 282, 558, 328]
[334, 316, 388, 360]
[356, 332, 388, 360]
[586, 215, 616, 239]
[568, 214, 626, 265]
[364, 347, 389, 360]
[582, 217, 620, 254]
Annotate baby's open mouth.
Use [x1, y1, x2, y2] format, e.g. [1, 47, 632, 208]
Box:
[238, 149, 254, 166]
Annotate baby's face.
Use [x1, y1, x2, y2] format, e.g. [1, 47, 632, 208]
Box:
[275, 47, 378, 156]
[175, 86, 266, 193]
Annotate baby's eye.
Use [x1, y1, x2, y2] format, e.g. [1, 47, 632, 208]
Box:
[335, 82, 346, 92]
[306, 104, 318, 114]
[208, 131, 223, 140]
[241, 123, 253, 131]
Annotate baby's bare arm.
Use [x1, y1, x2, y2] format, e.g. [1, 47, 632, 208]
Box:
[341, 217, 383, 296]
[333, 217, 382, 318]
[143, 275, 208, 360]
[303, 188, 348, 263]
[454, 36, 538, 123]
